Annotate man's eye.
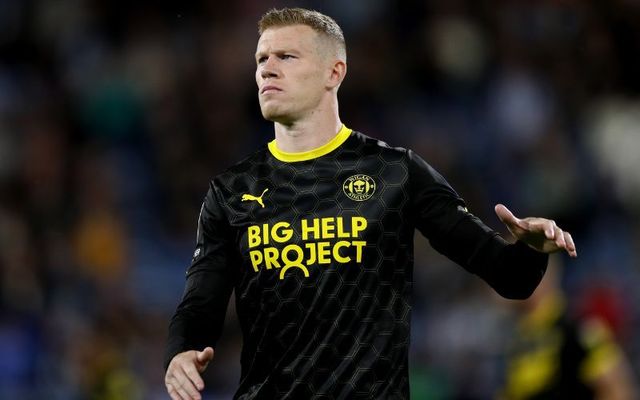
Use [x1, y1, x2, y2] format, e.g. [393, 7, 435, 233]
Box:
[280, 54, 295, 60]
[257, 57, 267, 64]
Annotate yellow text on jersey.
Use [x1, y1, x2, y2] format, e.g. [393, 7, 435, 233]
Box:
[246, 216, 368, 279]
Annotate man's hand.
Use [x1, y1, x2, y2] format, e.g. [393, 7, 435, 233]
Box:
[165, 347, 214, 400]
[495, 204, 577, 258]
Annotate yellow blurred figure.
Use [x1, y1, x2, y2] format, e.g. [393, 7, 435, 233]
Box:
[74, 209, 129, 284]
[499, 257, 637, 400]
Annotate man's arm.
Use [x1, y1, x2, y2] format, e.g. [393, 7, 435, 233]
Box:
[407, 150, 576, 299]
[164, 182, 238, 400]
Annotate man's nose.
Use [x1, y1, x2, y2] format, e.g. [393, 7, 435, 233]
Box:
[260, 57, 279, 79]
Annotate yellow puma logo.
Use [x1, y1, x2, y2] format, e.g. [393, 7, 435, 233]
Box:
[241, 188, 269, 208]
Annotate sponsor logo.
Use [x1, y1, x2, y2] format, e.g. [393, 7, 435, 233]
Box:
[247, 216, 368, 279]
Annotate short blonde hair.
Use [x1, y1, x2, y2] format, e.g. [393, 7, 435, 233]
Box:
[258, 7, 346, 60]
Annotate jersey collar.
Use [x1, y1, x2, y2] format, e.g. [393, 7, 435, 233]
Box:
[268, 125, 352, 163]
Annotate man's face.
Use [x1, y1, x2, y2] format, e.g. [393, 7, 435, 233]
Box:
[255, 25, 331, 123]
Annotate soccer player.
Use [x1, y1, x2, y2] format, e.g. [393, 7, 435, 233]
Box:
[499, 258, 637, 400]
[164, 8, 577, 400]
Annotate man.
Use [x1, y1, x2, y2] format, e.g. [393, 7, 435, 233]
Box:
[164, 8, 577, 400]
[499, 258, 637, 400]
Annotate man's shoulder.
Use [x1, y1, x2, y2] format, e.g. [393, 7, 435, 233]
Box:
[210, 146, 270, 187]
[351, 130, 410, 160]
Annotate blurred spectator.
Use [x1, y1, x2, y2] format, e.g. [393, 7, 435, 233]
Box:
[585, 98, 640, 212]
[499, 257, 638, 400]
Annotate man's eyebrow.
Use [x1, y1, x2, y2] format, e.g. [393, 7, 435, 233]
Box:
[255, 49, 301, 58]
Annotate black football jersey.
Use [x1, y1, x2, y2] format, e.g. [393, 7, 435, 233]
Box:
[166, 125, 548, 399]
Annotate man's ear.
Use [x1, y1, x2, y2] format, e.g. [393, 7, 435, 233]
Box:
[327, 59, 347, 90]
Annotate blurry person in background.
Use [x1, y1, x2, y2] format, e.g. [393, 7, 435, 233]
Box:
[499, 256, 638, 400]
[164, 7, 577, 400]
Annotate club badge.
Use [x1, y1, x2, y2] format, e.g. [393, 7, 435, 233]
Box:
[343, 174, 376, 201]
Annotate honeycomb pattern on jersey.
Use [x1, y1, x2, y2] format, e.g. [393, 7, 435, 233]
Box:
[213, 132, 418, 399]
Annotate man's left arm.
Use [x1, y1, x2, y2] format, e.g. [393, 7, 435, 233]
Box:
[407, 150, 576, 299]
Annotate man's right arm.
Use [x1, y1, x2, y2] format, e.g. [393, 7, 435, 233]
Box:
[164, 182, 238, 398]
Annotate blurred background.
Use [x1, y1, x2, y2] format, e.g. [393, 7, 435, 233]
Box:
[1, 0, 640, 399]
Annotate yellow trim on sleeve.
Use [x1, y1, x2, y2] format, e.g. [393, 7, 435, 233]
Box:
[268, 125, 352, 162]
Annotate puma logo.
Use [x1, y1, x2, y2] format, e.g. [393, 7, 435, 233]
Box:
[241, 188, 269, 208]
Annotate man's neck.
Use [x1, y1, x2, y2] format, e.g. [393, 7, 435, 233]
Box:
[273, 113, 342, 154]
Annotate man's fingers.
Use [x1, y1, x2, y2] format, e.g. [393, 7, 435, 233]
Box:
[554, 226, 565, 248]
[496, 207, 579, 257]
[547, 221, 557, 239]
[166, 383, 182, 400]
[182, 362, 205, 391]
[495, 203, 529, 231]
[526, 219, 555, 239]
[167, 381, 193, 400]
[494, 204, 515, 224]
[165, 350, 212, 400]
[197, 347, 214, 368]
[564, 231, 577, 258]
[166, 362, 200, 399]
[174, 366, 202, 399]
[538, 220, 556, 239]
[167, 376, 199, 400]
[176, 385, 197, 400]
